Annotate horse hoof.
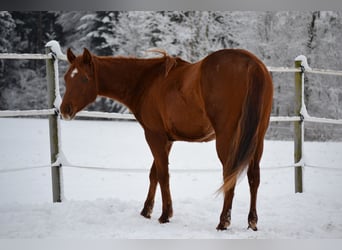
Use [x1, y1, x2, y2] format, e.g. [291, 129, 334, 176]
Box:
[158, 216, 170, 224]
[248, 222, 258, 231]
[216, 221, 230, 231]
[140, 209, 152, 219]
[141, 212, 151, 219]
[158, 207, 173, 224]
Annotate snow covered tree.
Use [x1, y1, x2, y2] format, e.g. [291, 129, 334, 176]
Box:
[0, 11, 15, 53]
[1, 10, 342, 139]
[0, 11, 17, 109]
[0, 12, 64, 110]
[57, 11, 92, 53]
[111, 11, 157, 56]
[11, 12, 64, 54]
[86, 11, 120, 55]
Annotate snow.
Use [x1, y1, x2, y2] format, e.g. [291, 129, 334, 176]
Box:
[45, 40, 67, 61]
[44, 40, 64, 110]
[295, 55, 312, 71]
[0, 118, 342, 239]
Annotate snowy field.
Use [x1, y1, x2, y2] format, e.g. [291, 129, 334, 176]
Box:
[0, 118, 342, 239]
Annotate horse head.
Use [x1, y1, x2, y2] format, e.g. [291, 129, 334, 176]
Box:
[60, 48, 97, 120]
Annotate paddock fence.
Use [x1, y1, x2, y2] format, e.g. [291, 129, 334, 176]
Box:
[1, 40, 342, 202]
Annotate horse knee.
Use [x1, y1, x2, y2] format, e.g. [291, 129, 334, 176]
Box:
[149, 169, 158, 184]
[156, 169, 170, 184]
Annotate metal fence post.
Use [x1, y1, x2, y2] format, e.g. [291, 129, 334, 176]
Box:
[46, 48, 62, 202]
[294, 60, 304, 193]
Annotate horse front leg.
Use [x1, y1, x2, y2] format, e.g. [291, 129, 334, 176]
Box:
[157, 166, 173, 223]
[142, 131, 173, 223]
[141, 161, 157, 219]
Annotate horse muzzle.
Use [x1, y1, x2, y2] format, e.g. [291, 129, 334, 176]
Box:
[60, 103, 76, 121]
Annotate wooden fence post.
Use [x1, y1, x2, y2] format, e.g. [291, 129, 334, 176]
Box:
[45, 48, 62, 202]
[294, 60, 303, 193]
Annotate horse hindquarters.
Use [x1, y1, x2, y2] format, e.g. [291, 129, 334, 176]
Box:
[200, 51, 273, 230]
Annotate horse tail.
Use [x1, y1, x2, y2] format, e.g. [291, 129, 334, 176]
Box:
[219, 62, 271, 193]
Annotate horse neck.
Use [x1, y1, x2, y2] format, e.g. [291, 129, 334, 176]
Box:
[94, 56, 164, 111]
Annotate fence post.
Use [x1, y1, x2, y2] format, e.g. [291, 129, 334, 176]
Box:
[294, 60, 303, 193]
[45, 48, 62, 202]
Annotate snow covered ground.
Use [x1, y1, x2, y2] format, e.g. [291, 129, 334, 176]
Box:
[0, 118, 342, 239]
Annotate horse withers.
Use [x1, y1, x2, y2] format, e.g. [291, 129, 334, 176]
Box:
[60, 48, 273, 231]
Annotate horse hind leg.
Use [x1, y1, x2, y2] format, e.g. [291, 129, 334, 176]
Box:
[217, 185, 236, 230]
[247, 140, 263, 231]
[215, 131, 237, 231]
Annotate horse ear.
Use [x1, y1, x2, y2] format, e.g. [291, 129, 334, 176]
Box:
[67, 48, 76, 63]
[83, 48, 92, 65]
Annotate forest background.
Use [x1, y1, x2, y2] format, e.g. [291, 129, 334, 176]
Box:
[0, 11, 342, 140]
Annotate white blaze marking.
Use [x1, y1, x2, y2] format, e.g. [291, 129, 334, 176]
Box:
[70, 68, 78, 78]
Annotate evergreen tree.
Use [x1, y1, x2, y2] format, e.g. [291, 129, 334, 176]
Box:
[113, 11, 157, 56]
[57, 11, 92, 53]
[1, 11, 64, 110]
[0, 11, 16, 53]
[11, 12, 64, 54]
[87, 11, 119, 55]
[0, 11, 17, 109]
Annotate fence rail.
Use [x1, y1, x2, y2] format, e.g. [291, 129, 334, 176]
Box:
[0, 53, 51, 60]
[1, 40, 342, 201]
[0, 109, 56, 117]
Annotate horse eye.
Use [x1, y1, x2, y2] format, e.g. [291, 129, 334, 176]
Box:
[81, 76, 88, 83]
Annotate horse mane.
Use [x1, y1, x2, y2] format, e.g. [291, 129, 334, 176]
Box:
[144, 48, 178, 77]
[100, 48, 182, 78]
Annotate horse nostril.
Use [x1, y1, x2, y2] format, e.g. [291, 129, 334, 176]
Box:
[65, 104, 73, 115]
[61, 103, 74, 120]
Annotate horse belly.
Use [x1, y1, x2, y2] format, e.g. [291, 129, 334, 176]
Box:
[164, 97, 215, 142]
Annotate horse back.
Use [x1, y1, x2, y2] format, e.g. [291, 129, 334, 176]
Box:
[199, 49, 272, 126]
[138, 49, 272, 143]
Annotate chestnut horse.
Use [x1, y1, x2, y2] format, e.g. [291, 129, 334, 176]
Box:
[60, 48, 273, 231]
